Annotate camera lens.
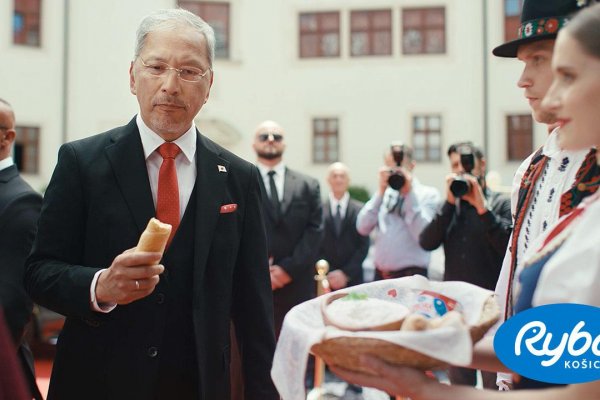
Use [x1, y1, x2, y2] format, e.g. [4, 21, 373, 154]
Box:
[388, 173, 405, 191]
[450, 177, 470, 198]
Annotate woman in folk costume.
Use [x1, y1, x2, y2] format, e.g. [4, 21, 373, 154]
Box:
[331, 4, 600, 399]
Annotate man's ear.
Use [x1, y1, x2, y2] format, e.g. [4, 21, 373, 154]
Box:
[0, 129, 16, 151]
[129, 61, 137, 95]
[203, 70, 214, 104]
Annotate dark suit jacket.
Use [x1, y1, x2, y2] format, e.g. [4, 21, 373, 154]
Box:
[0, 164, 41, 343]
[0, 164, 42, 400]
[319, 198, 369, 287]
[258, 167, 323, 332]
[24, 118, 278, 400]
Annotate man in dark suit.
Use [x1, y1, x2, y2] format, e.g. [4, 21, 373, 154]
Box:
[24, 10, 277, 400]
[0, 98, 43, 400]
[319, 162, 369, 289]
[252, 120, 323, 335]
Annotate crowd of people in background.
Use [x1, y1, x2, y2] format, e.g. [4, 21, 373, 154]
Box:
[1, 0, 600, 399]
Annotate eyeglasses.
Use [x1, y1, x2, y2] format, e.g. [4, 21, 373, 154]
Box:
[257, 133, 284, 143]
[138, 57, 211, 82]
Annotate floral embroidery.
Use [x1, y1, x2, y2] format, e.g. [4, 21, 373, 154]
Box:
[545, 18, 559, 33]
[548, 188, 555, 203]
[558, 157, 570, 172]
[524, 22, 533, 37]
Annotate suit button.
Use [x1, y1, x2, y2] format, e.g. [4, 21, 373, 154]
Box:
[156, 293, 165, 304]
[147, 347, 158, 358]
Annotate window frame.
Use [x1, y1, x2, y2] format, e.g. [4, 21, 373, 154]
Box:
[401, 7, 446, 55]
[504, 0, 523, 42]
[411, 114, 442, 162]
[299, 11, 341, 59]
[506, 114, 533, 161]
[312, 117, 339, 164]
[350, 9, 393, 57]
[13, 0, 42, 47]
[14, 125, 40, 174]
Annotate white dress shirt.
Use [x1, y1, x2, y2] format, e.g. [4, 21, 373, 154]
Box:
[0, 156, 14, 171]
[329, 192, 349, 219]
[256, 161, 285, 202]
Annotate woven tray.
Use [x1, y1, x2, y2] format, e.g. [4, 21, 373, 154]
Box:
[311, 295, 499, 373]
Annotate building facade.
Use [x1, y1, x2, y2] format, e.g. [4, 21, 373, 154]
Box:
[2, 0, 540, 195]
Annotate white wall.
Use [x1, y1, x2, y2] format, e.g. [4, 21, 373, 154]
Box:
[2, 0, 546, 198]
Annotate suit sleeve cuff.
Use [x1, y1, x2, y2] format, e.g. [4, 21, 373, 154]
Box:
[90, 269, 117, 313]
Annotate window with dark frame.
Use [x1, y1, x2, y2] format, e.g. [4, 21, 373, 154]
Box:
[14, 126, 40, 174]
[402, 7, 446, 55]
[178, 1, 230, 59]
[504, 0, 523, 42]
[412, 115, 442, 162]
[13, 0, 41, 46]
[312, 118, 339, 164]
[299, 12, 340, 58]
[507, 114, 533, 161]
[350, 9, 392, 57]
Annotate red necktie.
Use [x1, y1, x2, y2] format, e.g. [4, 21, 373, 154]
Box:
[157, 142, 181, 245]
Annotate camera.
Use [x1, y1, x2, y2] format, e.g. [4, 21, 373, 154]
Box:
[449, 144, 476, 198]
[387, 143, 406, 191]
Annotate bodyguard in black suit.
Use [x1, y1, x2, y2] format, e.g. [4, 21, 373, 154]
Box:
[24, 10, 277, 400]
[252, 121, 323, 335]
[319, 163, 369, 289]
[0, 99, 42, 400]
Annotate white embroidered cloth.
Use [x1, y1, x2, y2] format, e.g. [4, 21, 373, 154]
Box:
[271, 276, 495, 400]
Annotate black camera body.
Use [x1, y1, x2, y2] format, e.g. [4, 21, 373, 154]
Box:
[450, 145, 476, 198]
[388, 143, 406, 191]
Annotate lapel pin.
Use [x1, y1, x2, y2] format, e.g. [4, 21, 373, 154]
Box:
[218, 165, 227, 173]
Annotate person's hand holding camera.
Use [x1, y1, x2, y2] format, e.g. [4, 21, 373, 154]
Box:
[378, 166, 392, 196]
[445, 173, 458, 204]
[397, 166, 412, 196]
[461, 174, 488, 214]
[446, 173, 487, 213]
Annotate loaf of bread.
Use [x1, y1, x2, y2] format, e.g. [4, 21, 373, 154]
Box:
[400, 313, 429, 331]
[136, 218, 172, 255]
[401, 310, 465, 331]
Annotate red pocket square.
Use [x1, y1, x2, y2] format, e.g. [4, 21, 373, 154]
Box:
[220, 203, 238, 213]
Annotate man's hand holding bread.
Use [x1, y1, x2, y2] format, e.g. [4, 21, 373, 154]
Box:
[96, 218, 170, 305]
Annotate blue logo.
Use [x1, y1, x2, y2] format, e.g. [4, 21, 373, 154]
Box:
[494, 303, 600, 384]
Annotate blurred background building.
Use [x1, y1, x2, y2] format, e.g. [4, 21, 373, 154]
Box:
[3, 0, 539, 195]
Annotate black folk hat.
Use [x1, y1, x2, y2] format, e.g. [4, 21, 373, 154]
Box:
[493, 0, 594, 58]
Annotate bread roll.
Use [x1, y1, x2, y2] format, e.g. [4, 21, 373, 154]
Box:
[136, 218, 172, 256]
[428, 310, 464, 329]
[400, 313, 429, 331]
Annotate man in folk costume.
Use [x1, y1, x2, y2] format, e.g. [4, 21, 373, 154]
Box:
[491, 0, 600, 389]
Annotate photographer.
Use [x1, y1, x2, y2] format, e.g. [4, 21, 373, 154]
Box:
[419, 142, 512, 388]
[356, 143, 439, 280]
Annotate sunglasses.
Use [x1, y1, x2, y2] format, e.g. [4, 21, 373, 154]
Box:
[257, 133, 284, 142]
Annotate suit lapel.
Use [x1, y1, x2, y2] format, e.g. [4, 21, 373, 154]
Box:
[0, 164, 18, 184]
[280, 168, 296, 216]
[192, 133, 229, 295]
[105, 119, 155, 234]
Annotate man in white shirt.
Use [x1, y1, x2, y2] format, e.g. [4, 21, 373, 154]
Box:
[356, 144, 439, 280]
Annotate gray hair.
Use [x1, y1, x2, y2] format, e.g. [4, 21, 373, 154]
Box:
[134, 8, 216, 67]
